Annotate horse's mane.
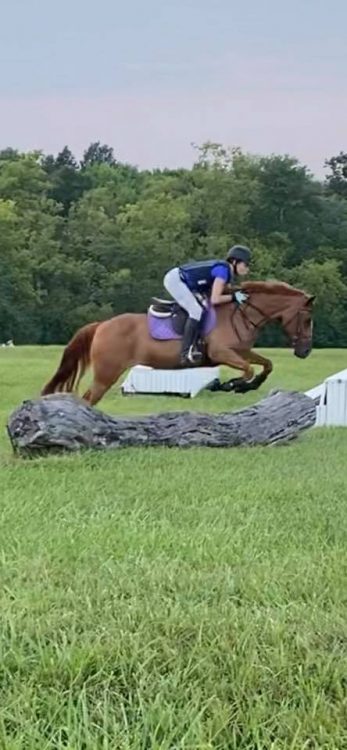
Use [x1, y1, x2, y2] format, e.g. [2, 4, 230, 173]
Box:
[241, 280, 306, 297]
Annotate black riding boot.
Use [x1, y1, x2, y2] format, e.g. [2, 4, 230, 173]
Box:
[180, 318, 202, 366]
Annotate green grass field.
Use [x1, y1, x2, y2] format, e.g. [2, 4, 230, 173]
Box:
[1, 347, 347, 749]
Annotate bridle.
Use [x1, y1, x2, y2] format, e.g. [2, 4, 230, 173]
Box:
[287, 308, 311, 346]
[231, 295, 310, 346]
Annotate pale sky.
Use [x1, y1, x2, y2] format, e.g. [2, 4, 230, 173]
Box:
[1, 0, 346, 176]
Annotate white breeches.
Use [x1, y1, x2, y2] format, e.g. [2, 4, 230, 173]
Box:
[163, 268, 203, 321]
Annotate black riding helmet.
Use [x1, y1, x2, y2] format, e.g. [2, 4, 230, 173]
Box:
[226, 245, 251, 266]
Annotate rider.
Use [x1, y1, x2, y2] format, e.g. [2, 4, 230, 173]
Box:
[163, 245, 251, 366]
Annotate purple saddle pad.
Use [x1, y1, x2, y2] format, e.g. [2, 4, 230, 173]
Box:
[148, 307, 216, 341]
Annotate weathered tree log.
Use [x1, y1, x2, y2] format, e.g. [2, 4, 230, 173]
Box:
[6, 390, 316, 456]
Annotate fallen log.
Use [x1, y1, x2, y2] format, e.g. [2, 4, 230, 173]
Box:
[6, 390, 316, 456]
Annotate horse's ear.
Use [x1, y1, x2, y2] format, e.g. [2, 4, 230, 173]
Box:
[306, 295, 316, 307]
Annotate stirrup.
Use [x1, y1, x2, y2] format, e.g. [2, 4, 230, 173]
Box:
[188, 346, 202, 363]
[180, 347, 202, 366]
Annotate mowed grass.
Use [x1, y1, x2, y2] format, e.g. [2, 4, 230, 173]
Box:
[1, 347, 347, 749]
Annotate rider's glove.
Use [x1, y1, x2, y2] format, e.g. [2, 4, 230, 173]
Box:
[234, 291, 248, 305]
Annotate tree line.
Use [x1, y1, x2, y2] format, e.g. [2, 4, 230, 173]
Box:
[1, 141, 347, 346]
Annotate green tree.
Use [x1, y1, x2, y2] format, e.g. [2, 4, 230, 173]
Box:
[189, 145, 259, 257]
[42, 146, 88, 214]
[116, 193, 195, 310]
[0, 152, 49, 203]
[82, 161, 144, 209]
[0, 141, 347, 346]
[81, 141, 116, 168]
[325, 152, 347, 199]
[0, 200, 38, 342]
[288, 259, 347, 346]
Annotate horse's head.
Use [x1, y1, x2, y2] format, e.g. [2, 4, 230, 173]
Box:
[282, 292, 315, 359]
[281, 292, 315, 358]
[241, 281, 315, 358]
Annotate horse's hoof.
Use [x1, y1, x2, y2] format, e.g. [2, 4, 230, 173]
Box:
[233, 373, 265, 394]
[205, 378, 222, 392]
[232, 381, 250, 394]
[222, 376, 247, 393]
[233, 377, 256, 394]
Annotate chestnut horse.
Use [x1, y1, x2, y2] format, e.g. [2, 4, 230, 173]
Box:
[42, 281, 314, 406]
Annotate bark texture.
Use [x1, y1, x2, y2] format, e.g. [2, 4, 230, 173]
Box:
[7, 390, 316, 456]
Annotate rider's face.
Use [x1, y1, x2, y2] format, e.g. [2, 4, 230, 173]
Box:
[235, 261, 249, 276]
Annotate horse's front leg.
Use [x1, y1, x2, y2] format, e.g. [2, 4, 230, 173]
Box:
[221, 350, 273, 393]
[248, 349, 273, 380]
[241, 349, 273, 390]
[207, 345, 256, 393]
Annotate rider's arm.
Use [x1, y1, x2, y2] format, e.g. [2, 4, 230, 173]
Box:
[210, 277, 233, 305]
[210, 264, 235, 305]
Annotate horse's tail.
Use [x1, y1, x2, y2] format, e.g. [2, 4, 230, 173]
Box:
[41, 322, 100, 396]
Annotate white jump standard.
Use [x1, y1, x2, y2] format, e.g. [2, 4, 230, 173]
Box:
[306, 368, 347, 426]
[121, 365, 221, 398]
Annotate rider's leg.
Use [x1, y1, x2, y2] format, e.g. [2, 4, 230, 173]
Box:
[163, 269, 203, 365]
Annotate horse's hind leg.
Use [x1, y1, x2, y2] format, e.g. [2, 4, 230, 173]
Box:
[82, 354, 125, 407]
[83, 380, 110, 406]
[82, 361, 125, 406]
[82, 324, 130, 406]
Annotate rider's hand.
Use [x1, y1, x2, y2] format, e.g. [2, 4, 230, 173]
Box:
[234, 291, 248, 305]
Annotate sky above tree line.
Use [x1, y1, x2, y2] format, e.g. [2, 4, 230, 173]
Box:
[1, 0, 346, 176]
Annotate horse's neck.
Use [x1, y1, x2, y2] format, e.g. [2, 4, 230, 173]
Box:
[215, 292, 299, 333]
[215, 292, 300, 345]
[248, 292, 298, 322]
